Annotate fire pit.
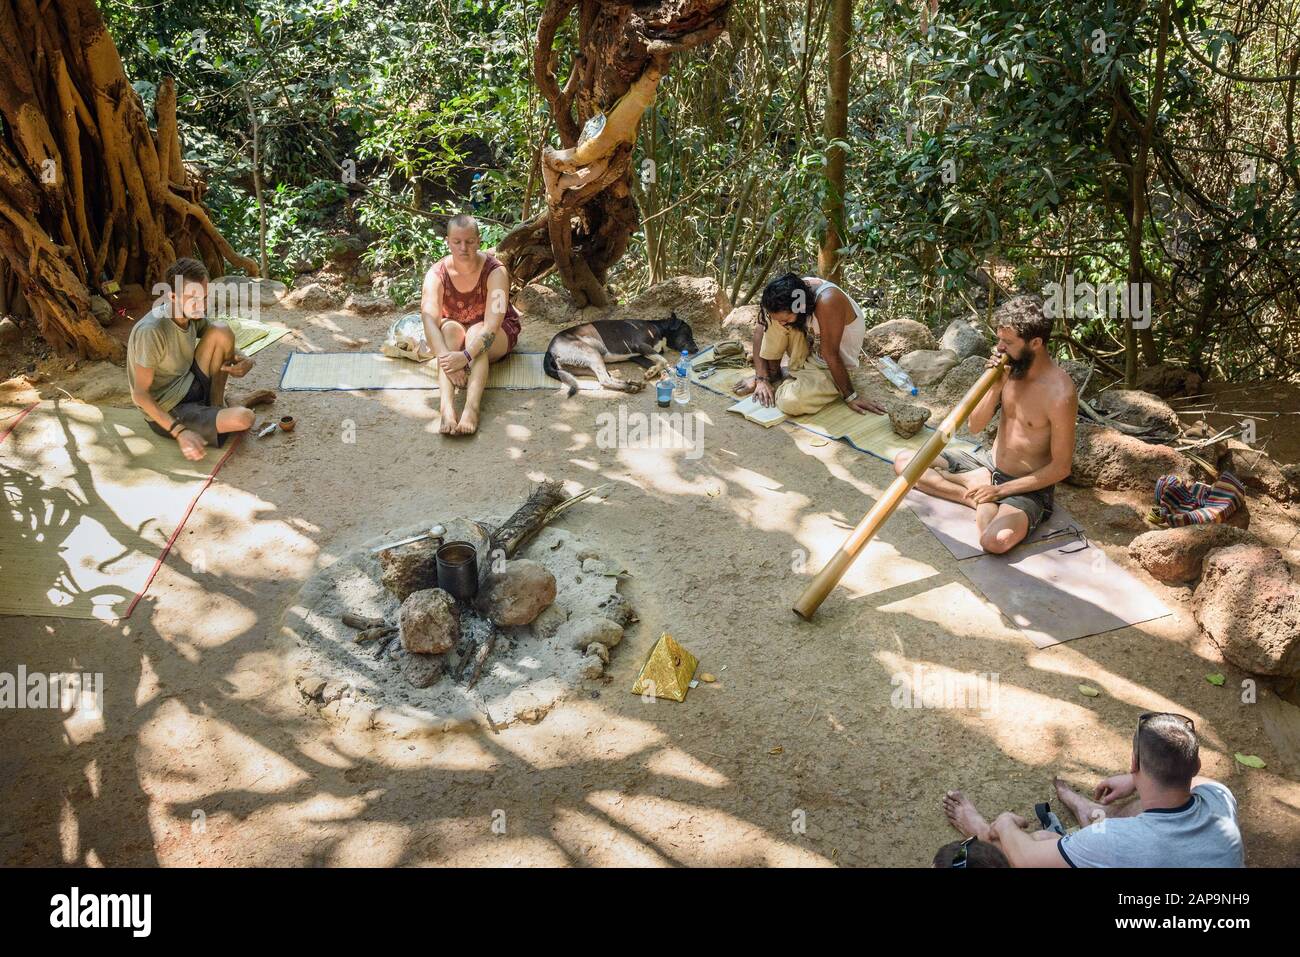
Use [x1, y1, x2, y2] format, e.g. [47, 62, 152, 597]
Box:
[280, 484, 634, 734]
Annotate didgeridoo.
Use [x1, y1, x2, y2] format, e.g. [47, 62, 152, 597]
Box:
[792, 352, 1009, 621]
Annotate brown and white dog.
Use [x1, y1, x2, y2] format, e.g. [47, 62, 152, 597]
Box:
[543, 313, 698, 396]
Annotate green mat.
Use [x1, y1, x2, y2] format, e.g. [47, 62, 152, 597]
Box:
[224, 317, 293, 357]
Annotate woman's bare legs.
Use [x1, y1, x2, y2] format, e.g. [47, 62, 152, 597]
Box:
[454, 325, 510, 434]
[437, 321, 467, 433]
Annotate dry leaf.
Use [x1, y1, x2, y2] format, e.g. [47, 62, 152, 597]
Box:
[1078, 684, 1101, 697]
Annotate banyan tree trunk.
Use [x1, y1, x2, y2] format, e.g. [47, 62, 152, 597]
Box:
[497, 0, 730, 309]
[0, 0, 257, 359]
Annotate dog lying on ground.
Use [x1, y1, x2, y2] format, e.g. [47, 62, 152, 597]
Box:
[543, 313, 698, 396]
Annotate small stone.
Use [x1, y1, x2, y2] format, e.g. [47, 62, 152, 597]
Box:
[321, 680, 350, 704]
[580, 655, 605, 679]
[398, 588, 460, 655]
[585, 642, 610, 665]
[379, 538, 439, 602]
[0, 317, 19, 346]
[478, 559, 557, 626]
[564, 616, 624, 650]
[297, 674, 327, 701]
[399, 651, 445, 689]
[887, 401, 931, 439]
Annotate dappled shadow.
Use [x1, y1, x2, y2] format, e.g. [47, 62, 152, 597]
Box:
[3, 317, 1297, 867]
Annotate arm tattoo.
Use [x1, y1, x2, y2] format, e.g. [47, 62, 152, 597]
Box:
[479, 330, 496, 356]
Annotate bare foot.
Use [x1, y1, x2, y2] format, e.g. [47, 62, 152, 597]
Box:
[232, 389, 275, 408]
[942, 790, 992, 841]
[1054, 776, 1105, 828]
[732, 375, 757, 397]
[453, 408, 479, 435]
[438, 401, 459, 435]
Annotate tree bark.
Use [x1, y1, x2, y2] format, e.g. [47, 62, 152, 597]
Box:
[497, 0, 730, 308]
[0, 0, 256, 359]
[817, 0, 851, 281]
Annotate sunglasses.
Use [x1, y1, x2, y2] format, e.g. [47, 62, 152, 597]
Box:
[951, 835, 975, 868]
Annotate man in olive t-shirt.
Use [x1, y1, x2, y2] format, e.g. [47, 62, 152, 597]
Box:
[126, 258, 261, 461]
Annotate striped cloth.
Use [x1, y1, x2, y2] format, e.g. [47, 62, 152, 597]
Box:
[1153, 472, 1246, 527]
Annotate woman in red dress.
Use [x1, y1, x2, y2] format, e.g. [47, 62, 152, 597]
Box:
[419, 214, 522, 434]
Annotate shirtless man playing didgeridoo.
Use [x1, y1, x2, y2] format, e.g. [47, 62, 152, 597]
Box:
[893, 294, 1077, 554]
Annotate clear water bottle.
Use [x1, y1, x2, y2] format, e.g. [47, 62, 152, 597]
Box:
[673, 350, 691, 405]
[877, 356, 918, 396]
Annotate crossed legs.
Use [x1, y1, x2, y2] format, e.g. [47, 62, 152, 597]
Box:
[436, 320, 510, 435]
[893, 452, 1030, 554]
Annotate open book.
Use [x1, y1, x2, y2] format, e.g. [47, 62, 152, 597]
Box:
[728, 395, 787, 427]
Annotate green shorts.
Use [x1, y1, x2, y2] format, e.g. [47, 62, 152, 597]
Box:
[940, 446, 1055, 534]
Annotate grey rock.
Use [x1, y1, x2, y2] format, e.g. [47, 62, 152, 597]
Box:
[585, 642, 610, 665]
[399, 650, 445, 688]
[863, 318, 937, 359]
[564, 616, 624, 651]
[379, 539, 438, 602]
[478, 559, 557, 627]
[898, 348, 959, 387]
[887, 400, 931, 439]
[939, 318, 988, 360]
[398, 588, 460, 655]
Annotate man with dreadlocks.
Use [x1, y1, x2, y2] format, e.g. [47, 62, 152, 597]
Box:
[732, 272, 885, 417]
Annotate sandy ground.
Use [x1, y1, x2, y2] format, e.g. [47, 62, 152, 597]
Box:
[2, 302, 1299, 867]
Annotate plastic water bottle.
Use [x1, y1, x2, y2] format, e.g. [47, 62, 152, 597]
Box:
[877, 356, 918, 396]
[673, 350, 691, 405]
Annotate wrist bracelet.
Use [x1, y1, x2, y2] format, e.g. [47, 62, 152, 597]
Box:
[463, 348, 473, 364]
[845, 391, 859, 402]
[168, 420, 182, 436]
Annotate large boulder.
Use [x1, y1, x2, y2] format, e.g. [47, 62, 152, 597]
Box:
[935, 355, 989, 404]
[1221, 440, 1299, 502]
[1092, 389, 1180, 435]
[939, 318, 988, 360]
[398, 588, 460, 655]
[344, 289, 395, 315]
[722, 304, 762, 338]
[514, 282, 577, 325]
[1195, 544, 1300, 676]
[1135, 361, 1204, 399]
[208, 276, 287, 309]
[1129, 525, 1256, 584]
[379, 539, 439, 602]
[1069, 421, 1198, 490]
[88, 295, 113, 327]
[623, 276, 732, 334]
[478, 559, 557, 627]
[899, 348, 959, 387]
[284, 282, 337, 310]
[864, 318, 937, 359]
[1060, 360, 1094, 397]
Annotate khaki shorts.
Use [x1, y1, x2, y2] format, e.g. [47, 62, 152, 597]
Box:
[759, 321, 842, 416]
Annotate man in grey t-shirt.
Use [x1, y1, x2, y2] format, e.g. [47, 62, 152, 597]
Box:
[941, 712, 1244, 867]
[126, 258, 264, 461]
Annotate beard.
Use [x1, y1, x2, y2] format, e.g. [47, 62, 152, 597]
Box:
[1006, 349, 1033, 379]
